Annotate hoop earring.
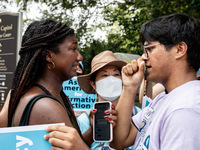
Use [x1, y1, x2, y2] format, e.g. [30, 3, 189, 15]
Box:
[47, 61, 55, 70]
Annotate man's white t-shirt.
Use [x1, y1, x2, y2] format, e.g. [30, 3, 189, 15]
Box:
[132, 80, 200, 150]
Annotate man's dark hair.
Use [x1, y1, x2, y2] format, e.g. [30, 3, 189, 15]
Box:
[140, 13, 200, 71]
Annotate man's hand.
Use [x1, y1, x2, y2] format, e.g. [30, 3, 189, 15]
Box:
[122, 57, 145, 89]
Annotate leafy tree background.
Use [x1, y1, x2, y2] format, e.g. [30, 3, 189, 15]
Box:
[0, 0, 199, 73]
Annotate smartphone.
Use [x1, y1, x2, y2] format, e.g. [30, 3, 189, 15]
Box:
[93, 101, 113, 142]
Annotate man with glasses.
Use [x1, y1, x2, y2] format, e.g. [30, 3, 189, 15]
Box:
[111, 13, 200, 150]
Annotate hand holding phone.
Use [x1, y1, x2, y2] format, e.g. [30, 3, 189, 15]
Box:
[93, 101, 113, 142]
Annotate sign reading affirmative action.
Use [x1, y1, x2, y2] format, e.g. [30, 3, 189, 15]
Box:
[63, 77, 97, 111]
[0, 12, 22, 109]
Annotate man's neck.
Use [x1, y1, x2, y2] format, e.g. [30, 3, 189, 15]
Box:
[164, 71, 196, 93]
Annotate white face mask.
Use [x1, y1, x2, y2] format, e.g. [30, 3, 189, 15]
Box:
[96, 76, 122, 101]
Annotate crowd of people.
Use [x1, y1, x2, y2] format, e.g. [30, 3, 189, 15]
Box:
[0, 13, 199, 150]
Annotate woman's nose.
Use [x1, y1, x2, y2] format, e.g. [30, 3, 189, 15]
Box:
[77, 51, 83, 61]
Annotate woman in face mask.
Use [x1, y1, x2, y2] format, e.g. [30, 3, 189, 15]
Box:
[77, 50, 141, 150]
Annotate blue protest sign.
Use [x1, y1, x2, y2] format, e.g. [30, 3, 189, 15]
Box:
[0, 123, 64, 150]
[62, 77, 97, 111]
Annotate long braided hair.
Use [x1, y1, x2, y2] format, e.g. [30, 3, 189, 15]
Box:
[8, 19, 82, 136]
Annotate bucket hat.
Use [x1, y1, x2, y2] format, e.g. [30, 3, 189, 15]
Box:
[77, 50, 127, 94]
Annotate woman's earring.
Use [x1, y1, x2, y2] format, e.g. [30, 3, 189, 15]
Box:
[47, 61, 55, 70]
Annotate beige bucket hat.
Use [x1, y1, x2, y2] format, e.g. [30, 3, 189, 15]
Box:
[77, 50, 127, 94]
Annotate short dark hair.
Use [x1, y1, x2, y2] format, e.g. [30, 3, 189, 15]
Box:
[140, 13, 200, 71]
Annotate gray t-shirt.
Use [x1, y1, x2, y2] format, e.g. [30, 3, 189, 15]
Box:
[132, 80, 200, 150]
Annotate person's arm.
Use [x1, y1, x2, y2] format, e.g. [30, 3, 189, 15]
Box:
[139, 79, 153, 104]
[12, 96, 90, 150]
[110, 58, 145, 149]
[151, 83, 165, 99]
[81, 126, 93, 147]
[35, 98, 89, 150]
[0, 90, 11, 127]
[44, 125, 90, 150]
[80, 109, 96, 147]
[139, 80, 165, 105]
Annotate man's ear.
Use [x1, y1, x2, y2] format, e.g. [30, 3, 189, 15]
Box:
[90, 80, 96, 90]
[175, 42, 188, 59]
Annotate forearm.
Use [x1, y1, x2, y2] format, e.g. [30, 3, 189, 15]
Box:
[139, 79, 153, 104]
[0, 90, 10, 127]
[146, 81, 153, 98]
[139, 79, 145, 104]
[110, 86, 138, 149]
[82, 127, 93, 147]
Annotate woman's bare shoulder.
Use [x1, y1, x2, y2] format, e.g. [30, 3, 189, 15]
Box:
[29, 96, 71, 125]
[14, 87, 72, 127]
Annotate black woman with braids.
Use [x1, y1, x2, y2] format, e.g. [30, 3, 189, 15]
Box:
[5, 19, 117, 150]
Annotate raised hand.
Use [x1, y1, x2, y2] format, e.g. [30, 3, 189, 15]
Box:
[122, 57, 145, 89]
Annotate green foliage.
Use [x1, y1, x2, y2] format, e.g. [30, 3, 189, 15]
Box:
[103, 3, 144, 55]
[80, 39, 110, 74]
[102, 0, 200, 55]
[1, 0, 200, 71]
